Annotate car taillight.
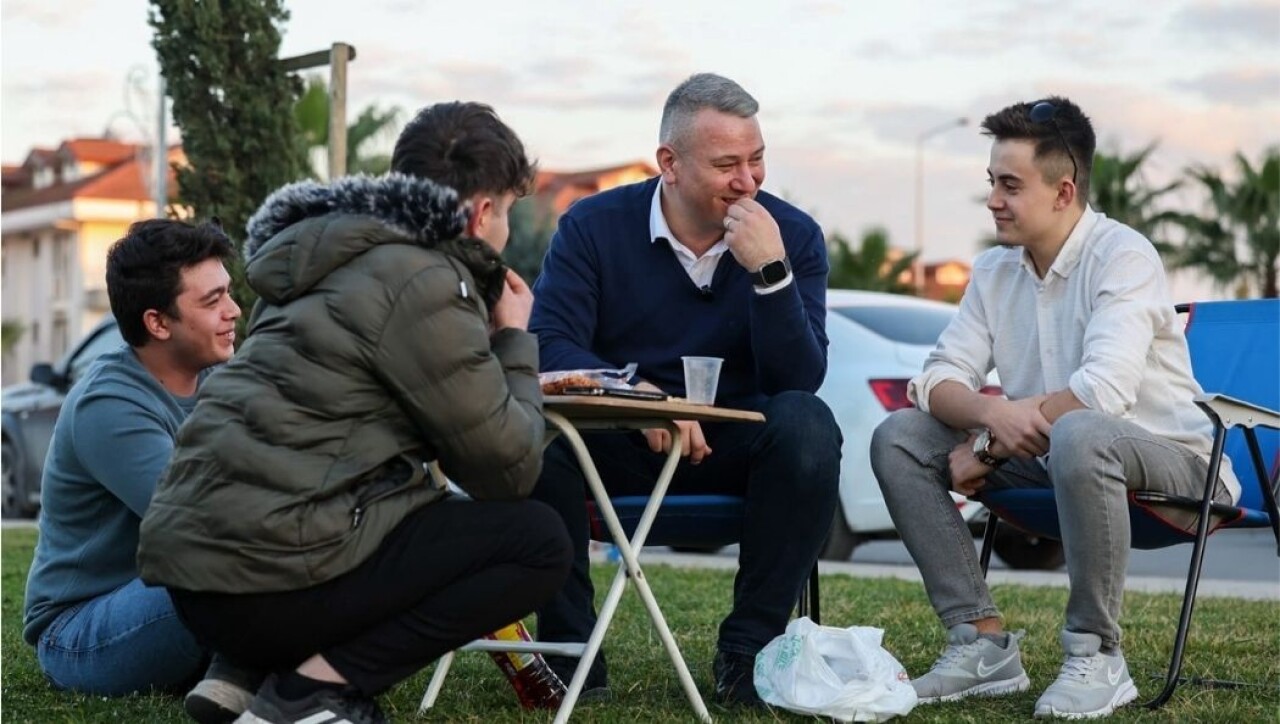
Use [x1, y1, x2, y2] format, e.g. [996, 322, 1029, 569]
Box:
[868, 379, 914, 411]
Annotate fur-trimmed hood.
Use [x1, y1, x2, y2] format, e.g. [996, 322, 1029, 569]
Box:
[243, 173, 506, 308]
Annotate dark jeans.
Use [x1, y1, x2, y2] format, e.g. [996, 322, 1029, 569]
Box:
[172, 497, 572, 695]
[531, 391, 841, 658]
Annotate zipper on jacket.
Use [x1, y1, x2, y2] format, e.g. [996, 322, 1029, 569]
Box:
[349, 460, 424, 530]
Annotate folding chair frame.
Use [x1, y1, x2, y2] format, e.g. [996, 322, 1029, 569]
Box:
[979, 393, 1280, 709]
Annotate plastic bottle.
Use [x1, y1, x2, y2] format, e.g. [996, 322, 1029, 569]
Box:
[484, 621, 567, 709]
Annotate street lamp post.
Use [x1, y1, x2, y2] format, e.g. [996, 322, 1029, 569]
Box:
[914, 117, 968, 295]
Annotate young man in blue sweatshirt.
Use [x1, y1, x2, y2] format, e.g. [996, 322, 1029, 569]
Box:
[529, 72, 842, 706]
[22, 219, 250, 715]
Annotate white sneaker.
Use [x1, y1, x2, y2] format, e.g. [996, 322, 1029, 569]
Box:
[1034, 630, 1138, 719]
[912, 623, 1030, 703]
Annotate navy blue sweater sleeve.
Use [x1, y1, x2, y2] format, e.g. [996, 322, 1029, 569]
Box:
[531, 212, 617, 372]
[748, 207, 829, 393]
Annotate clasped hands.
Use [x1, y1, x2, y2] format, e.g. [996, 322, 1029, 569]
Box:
[949, 395, 1052, 496]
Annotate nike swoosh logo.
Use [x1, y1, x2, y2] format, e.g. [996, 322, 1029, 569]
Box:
[1107, 666, 1124, 686]
[976, 650, 1019, 678]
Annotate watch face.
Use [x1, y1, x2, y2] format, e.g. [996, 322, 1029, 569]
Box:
[973, 430, 991, 454]
[756, 259, 789, 286]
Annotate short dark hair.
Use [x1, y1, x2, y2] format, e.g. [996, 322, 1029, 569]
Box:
[980, 95, 1096, 205]
[106, 219, 237, 347]
[390, 101, 535, 199]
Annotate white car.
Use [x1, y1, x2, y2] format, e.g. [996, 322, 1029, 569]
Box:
[816, 290, 1052, 565]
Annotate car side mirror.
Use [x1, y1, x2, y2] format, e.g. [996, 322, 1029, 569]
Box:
[29, 363, 65, 388]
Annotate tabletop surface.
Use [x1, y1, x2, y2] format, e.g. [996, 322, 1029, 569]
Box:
[544, 395, 765, 423]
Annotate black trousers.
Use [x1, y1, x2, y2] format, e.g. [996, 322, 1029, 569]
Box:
[172, 497, 572, 695]
[531, 391, 842, 659]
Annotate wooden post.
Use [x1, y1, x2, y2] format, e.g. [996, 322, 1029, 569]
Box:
[327, 42, 353, 179]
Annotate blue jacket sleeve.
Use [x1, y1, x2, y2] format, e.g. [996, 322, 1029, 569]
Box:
[748, 219, 829, 393]
[70, 391, 175, 518]
[530, 213, 618, 372]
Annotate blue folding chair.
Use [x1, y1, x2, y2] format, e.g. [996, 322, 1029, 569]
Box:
[977, 298, 1280, 709]
[588, 494, 822, 623]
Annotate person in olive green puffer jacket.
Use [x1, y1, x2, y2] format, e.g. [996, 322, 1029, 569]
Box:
[138, 102, 572, 724]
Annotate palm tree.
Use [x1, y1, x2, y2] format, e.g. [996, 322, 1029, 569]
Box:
[1171, 148, 1279, 298]
[1090, 144, 1183, 255]
[827, 227, 917, 293]
[294, 75, 401, 177]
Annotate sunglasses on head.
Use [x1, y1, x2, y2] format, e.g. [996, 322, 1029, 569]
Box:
[1029, 101, 1079, 186]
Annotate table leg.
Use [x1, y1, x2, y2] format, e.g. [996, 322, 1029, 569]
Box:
[543, 410, 712, 724]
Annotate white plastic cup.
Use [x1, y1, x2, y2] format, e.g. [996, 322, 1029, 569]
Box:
[681, 356, 723, 405]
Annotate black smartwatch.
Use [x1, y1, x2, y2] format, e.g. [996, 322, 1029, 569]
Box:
[752, 257, 791, 287]
[973, 429, 1007, 468]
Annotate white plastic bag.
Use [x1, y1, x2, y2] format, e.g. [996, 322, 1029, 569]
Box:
[754, 617, 917, 722]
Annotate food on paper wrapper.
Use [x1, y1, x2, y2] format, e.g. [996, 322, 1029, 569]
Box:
[540, 373, 602, 395]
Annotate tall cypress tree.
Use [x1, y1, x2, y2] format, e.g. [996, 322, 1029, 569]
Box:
[149, 0, 304, 314]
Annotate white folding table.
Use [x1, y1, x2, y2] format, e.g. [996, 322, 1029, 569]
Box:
[420, 395, 765, 723]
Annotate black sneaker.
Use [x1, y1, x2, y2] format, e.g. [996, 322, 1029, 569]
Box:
[547, 651, 612, 702]
[713, 650, 763, 708]
[234, 673, 387, 724]
[185, 654, 264, 724]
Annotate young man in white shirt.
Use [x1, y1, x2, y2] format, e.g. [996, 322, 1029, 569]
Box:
[870, 96, 1237, 720]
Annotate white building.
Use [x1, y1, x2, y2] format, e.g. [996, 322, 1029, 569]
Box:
[1, 138, 182, 384]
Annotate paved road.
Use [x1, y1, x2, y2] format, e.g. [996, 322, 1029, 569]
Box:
[850, 528, 1280, 581]
[8, 519, 1277, 599]
[637, 528, 1279, 601]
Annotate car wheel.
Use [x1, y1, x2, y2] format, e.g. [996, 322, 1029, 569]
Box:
[2, 439, 26, 519]
[992, 525, 1066, 570]
[820, 509, 861, 561]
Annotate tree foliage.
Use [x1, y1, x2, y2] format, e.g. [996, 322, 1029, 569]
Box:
[1090, 143, 1183, 255]
[149, 0, 305, 316]
[294, 75, 401, 178]
[1, 320, 24, 357]
[502, 198, 557, 284]
[827, 227, 917, 293]
[1170, 148, 1279, 298]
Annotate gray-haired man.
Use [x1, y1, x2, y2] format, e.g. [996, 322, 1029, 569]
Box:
[528, 72, 842, 706]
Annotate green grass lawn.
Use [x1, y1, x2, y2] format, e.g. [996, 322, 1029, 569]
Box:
[3, 526, 1277, 722]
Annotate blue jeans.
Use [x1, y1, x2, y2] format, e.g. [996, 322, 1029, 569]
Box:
[871, 408, 1230, 650]
[531, 391, 842, 658]
[36, 578, 206, 695]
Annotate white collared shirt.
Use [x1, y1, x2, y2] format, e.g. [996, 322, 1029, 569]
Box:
[907, 206, 1239, 501]
[648, 182, 791, 294]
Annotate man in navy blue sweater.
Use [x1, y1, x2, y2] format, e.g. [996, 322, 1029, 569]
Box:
[529, 72, 842, 706]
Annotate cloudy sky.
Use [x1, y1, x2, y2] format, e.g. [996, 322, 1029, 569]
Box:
[3, 0, 1278, 287]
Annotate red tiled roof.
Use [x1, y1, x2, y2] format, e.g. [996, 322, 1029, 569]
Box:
[534, 161, 657, 192]
[2, 147, 183, 213]
[61, 138, 139, 166]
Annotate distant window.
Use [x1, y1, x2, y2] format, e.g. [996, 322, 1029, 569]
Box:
[52, 318, 68, 359]
[53, 237, 67, 298]
[831, 305, 954, 346]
